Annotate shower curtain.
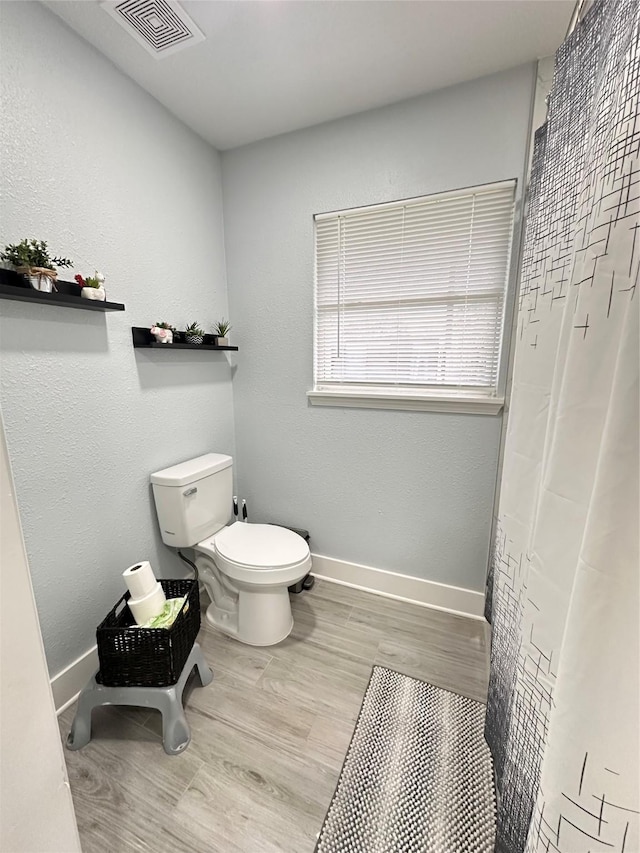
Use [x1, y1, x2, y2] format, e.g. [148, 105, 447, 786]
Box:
[484, 2, 639, 852]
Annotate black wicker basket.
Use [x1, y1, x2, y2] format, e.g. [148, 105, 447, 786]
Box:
[96, 578, 200, 687]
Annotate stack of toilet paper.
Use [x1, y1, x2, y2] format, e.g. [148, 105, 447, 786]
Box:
[123, 561, 166, 625]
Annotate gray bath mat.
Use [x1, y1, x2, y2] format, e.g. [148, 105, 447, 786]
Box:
[316, 666, 496, 853]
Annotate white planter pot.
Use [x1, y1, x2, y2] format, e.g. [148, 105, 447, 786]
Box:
[151, 328, 173, 344]
[32, 275, 51, 292]
[23, 270, 56, 292]
[216, 336, 229, 346]
[81, 286, 106, 301]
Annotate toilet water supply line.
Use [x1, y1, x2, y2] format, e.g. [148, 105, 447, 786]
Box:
[178, 550, 199, 581]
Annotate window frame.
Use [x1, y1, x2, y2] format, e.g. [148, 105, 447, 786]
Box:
[309, 180, 518, 414]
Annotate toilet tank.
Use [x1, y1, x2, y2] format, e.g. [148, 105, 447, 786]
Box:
[150, 453, 233, 548]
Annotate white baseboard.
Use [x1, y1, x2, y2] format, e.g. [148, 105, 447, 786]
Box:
[310, 553, 485, 620]
[51, 645, 98, 715]
[49, 558, 484, 712]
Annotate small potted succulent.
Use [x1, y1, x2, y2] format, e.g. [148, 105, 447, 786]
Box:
[1, 238, 73, 292]
[75, 272, 106, 301]
[150, 321, 175, 344]
[185, 321, 205, 345]
[214, 319, 232, 346]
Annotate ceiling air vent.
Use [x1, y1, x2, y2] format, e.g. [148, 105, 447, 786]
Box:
[102, 0, 205, 59]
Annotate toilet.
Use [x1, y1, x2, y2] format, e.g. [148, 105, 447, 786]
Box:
[150, 453, 311, 646]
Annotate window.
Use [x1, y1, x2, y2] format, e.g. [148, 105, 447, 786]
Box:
[309, 180, 516, 413]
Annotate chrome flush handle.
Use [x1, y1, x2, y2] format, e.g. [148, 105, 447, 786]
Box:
[183, 487, 197, 497]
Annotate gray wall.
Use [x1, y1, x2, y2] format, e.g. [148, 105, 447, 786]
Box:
[222, 63, 536, 592]
[0, 2, 235, 677]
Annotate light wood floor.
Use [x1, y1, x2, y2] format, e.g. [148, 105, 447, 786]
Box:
[59, 578, 490, 853]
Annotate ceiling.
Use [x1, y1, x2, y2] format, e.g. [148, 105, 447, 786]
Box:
[46, 0, 574, 151]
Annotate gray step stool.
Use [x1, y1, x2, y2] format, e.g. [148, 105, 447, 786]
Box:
[66, 642, 213, 755]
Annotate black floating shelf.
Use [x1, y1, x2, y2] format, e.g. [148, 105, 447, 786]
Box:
[131, 326, 238, 351]
[0, 271, 125, 312]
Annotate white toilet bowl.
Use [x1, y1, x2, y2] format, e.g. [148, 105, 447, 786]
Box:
[195, 522, 311, 646]
[150, 453, 312, 647]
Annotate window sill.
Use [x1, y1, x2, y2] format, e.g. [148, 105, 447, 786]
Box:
[307, 389, 504, 414]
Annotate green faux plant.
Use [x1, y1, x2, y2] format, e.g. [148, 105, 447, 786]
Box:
[185, 322, 204, 336]
[214, 319, 232, 337]
[154, 321, 176, 330]
[1, 239, 73, 270]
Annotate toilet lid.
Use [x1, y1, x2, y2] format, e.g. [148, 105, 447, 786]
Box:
[214, 523, 309, 569]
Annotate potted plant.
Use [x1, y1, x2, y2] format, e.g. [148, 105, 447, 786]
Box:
[1, 238, 73, 292]
[150, 321, 175, 344]
[214, 319, 232, 346]
[75, 272, 106, 301]
[185, 321, 205, 345]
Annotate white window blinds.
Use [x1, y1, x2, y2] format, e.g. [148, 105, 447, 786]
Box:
[313, 181, 516, 399]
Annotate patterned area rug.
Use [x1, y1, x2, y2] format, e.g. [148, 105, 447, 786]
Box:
[316, 666, 496, 853]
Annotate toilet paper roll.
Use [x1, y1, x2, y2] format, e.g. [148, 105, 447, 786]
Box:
[128, 582, 167, 626]
[123, 561, 157, 601]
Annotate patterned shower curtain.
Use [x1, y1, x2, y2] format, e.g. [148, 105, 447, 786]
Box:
[484, 2, 639, 852]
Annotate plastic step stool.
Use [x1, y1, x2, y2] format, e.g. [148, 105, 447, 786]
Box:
[66, 642, 213, 755]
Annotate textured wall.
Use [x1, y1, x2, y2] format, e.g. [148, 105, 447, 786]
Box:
[0, 2, 235, 676]
[222, 64, 535, 591]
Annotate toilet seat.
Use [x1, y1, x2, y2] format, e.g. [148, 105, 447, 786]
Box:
[215, 523, 309, 568]
[197, 522, 312, 586]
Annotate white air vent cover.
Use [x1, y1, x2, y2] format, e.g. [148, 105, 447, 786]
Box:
[102, 0, 205, 59]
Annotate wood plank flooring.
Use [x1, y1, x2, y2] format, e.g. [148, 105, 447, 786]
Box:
[59, 579, 490, 853]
